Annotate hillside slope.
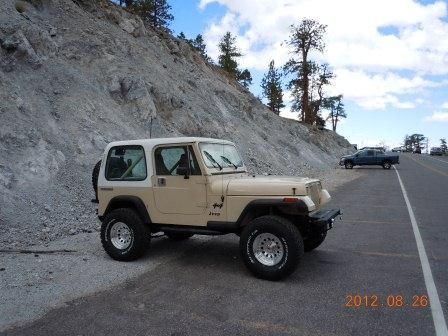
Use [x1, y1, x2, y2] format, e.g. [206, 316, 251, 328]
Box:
[0, 0, 353, 248]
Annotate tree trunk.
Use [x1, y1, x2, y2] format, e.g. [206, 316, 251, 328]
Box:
[302, 51, 310, 124]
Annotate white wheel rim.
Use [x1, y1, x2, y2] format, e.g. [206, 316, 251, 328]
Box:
[110, 222, 133, 249]
[253, 233, 284, 266]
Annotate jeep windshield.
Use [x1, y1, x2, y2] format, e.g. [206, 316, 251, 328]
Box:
[199, 143, 244, 172]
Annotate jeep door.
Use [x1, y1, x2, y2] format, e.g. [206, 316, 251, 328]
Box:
[152, 145, 207, 215]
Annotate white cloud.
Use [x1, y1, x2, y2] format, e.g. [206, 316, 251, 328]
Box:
[200, 0, 448, 110]
[329, 68, 438, 109]
[201, 0, 448, 72]
[415, 98, 426, 104]
[424, 111, 448, 122]
[442, 102, 448, 109]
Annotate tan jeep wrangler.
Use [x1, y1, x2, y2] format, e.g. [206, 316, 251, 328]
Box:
[92, 137, 341, 280]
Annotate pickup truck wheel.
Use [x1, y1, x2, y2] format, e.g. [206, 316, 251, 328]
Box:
[101, 208, 150, 261]
[382, 161, 392, 169]
[344, 161, 353, 169]
[165, 232, 194, 241]
[304, 232, 327, 252]
[240, 216, 304, 280]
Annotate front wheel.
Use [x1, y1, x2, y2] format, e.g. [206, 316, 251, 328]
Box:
[345, 161, 354, 169]
[240, 216, 304, 281]
[382, 161, 392, 169]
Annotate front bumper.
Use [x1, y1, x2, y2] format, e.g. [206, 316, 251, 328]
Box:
[309, 208, 341, 232]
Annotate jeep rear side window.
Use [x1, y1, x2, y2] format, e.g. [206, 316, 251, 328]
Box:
[105, 146, 147, 181]
[154, 146, 201, 176]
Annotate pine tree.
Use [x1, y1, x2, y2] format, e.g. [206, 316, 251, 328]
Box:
[238, 69, 252, 88]
[261, 60, 284, 114]
[217, 32, 251, 87]
[191, 34, 212, 62]
[284, 19, 327, 124]
[218, 32, 241, 77]
[177, 32, 187, 40]
[323, 94, 346, 132]
[131, 0, 174, 31]
[440, 138, 447, 153]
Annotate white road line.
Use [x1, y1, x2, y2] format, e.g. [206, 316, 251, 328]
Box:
[393, 166, 448, 336]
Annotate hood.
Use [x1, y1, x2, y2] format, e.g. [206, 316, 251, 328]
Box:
[226, 175, 320, 196]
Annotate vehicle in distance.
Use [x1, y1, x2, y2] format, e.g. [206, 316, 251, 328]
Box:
[359, 146, 385, 152]
[430, 147, 444, 156]
[339, 149, 399, 169]
[92, 137, 341, 280]
[391, 147, 404, 152]
[413, 147, 422, 154]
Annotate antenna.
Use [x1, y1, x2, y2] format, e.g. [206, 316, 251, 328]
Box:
[149, 116, 155, 139]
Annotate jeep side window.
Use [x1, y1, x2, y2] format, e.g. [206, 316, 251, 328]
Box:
[105, 146, 147, 181]
[154, 146, 201, 176]
[367, 150, 374, 156]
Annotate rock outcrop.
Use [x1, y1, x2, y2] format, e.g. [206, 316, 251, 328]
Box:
[0, 0, 353, 248]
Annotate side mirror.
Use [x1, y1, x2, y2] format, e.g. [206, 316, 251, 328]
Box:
[355, 154, 359, 157]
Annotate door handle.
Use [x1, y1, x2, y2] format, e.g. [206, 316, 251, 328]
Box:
[157, 177, 166, 186]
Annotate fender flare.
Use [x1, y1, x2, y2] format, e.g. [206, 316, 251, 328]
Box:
[236, 199, 309, 226]
[102, 195, 151, 224]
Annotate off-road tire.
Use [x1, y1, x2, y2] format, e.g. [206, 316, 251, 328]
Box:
[382, 161, 392, 169]
[344, 161, 354, 169]
[304, 231, 327, 252]
[92, 160, 101, 199]
[101, 208, 150, 261]
[240, 216, 304, 281]
[165, 232, 194, 241]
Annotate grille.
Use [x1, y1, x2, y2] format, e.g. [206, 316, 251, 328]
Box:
[308, 182, 321, 206]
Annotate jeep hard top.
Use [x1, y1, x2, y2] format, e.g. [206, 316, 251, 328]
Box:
[93, 137, 341, 280]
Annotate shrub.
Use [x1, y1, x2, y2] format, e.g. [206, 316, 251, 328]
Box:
[15, 0, 29, 12]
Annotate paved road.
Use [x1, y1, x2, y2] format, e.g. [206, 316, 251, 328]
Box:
[3, 154, 447, 336]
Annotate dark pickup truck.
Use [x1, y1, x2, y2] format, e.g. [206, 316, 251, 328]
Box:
[339, 149, 399, 169]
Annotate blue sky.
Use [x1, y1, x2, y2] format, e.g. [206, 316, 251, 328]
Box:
[169, 0, 448, 150]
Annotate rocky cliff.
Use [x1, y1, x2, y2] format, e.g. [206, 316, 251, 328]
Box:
[0, 0, 353, 247]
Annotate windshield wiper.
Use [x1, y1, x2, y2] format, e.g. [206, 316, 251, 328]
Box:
[220, 155, 237, 169]
[203, 151, 222, 170]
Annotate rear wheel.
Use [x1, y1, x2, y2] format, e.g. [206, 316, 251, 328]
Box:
[345, 161, 354, 169]
[165, 232, 194, 241]
[101, 208, 150, 261]
[382, 161, 391, 169]
[240, 216, 304, 281]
